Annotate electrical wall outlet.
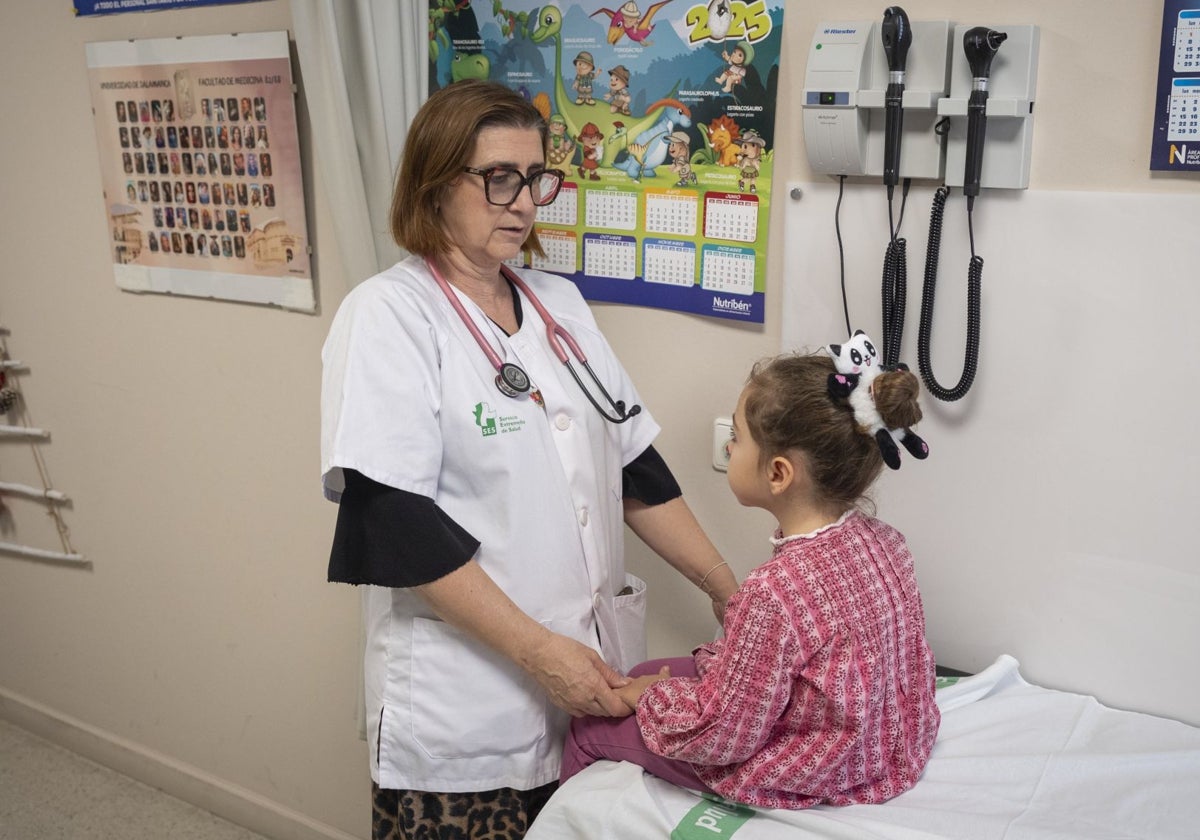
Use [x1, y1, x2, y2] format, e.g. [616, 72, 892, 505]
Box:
[712, 417, 733, 471]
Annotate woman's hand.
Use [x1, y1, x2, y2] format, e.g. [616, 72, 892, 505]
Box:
[415, 562, 633, 719]
[525, 631, 633, 718]
[615, 664, 670, 711]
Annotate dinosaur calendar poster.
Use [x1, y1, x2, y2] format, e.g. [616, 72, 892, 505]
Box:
[429, 1, 785, 323]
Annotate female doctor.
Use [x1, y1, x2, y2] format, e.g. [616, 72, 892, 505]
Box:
[320, 80, 738, 840]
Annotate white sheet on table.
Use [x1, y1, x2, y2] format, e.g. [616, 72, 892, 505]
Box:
[527, 655, 1200, 840]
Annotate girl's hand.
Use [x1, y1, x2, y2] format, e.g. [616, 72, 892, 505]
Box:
[615, 665, 671, 711]
[711, 596, 729, 625]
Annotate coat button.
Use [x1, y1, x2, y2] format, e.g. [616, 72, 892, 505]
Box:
[555, 413, 571, 430]
[578, 507, 589, 526]
[593, 593, 603, 609]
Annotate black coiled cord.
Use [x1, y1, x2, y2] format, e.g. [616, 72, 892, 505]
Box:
[881, 236, 907, 368]
[917, 186, 982, 402]
[880, 180, 911, 368]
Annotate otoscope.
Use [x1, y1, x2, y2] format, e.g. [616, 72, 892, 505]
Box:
[879, 6, 912, 368]
[916, 27, 1007, 402]
[962, 27, 1008, 210]
[881, 6, 912, 202]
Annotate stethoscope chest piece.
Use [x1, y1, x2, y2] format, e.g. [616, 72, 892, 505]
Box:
[426, 257, 640, 423]
[496, 362, 531, 397]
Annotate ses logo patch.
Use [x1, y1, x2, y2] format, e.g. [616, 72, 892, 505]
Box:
[473, 402, 497, 436]
[473, 402, 526, 437]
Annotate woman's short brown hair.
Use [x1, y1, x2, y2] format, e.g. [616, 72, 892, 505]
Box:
[390, 80, 549, 258]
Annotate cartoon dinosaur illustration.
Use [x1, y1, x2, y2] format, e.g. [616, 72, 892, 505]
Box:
[611, 99, 692, 180]
[706, 114, 742, 166]
[609, 120, 629, 149]
[530, 5, 679, 165]
[430, 1, 487, 75]
[450, 51, 490, 82]
[590, 1, 674, 45]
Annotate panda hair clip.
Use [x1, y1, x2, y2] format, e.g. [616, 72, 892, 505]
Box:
[824, 330, 929, 470]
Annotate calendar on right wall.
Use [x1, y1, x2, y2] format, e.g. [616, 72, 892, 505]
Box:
[1151, 1, 1200, 170]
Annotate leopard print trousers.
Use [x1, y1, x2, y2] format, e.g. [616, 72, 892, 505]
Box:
[372, 781, 558, 840]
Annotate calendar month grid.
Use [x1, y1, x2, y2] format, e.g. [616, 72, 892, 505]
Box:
[703, 192, 760, 243]
[537, 182, 579, 227]
[700, 244, 756, 296]
[583, 233, 637, 280]
[1169, 78, 1200, 140]
[644, 188, 699, 237]
[531, 227, 578, 274]
[584, 188, 638, 231]
[1175, 10, 1200, 72]
[642, 237, 696, 287]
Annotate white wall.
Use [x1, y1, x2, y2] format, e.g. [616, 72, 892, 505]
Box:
[781, 184, 1200, 726]
[0, 2, 1194, 839]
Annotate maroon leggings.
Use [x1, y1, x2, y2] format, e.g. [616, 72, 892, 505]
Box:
[559, 657, 712, 792]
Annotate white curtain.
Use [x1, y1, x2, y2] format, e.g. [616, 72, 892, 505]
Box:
[291, 0, 428, 294]
[291, 2, 428, 737]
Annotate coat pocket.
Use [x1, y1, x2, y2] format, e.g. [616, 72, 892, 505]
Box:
[409, 616, 546, 759]
[613, 573, 648, 671]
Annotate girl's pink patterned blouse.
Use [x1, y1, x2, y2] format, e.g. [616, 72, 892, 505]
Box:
[637, 512, 940, 809]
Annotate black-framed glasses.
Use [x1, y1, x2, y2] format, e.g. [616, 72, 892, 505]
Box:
[462, 166, 564, 207]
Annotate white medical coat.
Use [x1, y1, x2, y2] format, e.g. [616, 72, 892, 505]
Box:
[321, 255, 657, 791]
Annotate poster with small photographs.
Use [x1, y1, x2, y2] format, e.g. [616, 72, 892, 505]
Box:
[85, 31, 314, 311]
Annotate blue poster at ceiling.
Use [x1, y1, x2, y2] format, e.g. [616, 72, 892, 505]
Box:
[428, 1, 785, 324]
[74, 0, 262, 16]
[1150, 1, 1200, 170]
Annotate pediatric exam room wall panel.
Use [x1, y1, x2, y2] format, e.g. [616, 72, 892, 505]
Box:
[781, 183, 1200, 727]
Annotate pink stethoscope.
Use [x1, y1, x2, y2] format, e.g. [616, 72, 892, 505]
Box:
[426, 257, 641, 424]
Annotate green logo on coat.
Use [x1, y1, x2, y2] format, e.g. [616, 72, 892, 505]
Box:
[474, 402, 497, 436]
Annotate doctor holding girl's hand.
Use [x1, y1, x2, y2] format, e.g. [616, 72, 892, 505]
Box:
[320, 79, 736, 840]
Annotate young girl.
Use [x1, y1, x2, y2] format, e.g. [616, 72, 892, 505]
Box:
[560, 347, 941, 809]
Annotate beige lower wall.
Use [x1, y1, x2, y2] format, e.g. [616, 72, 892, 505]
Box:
[0, 685, 357, 840]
